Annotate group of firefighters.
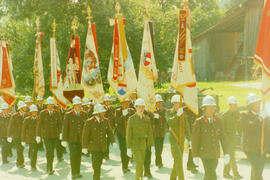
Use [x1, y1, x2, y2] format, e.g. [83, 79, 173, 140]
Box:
[0, 91, 269, 180]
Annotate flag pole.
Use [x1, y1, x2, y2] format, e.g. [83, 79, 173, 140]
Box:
[261, 100, 265, 155]
[33, 17, 40, 102]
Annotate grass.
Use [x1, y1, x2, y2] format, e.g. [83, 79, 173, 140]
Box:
[197, 81, 260, 112]
[156, 81, 261, 112]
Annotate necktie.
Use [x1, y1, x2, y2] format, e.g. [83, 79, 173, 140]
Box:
[208, 118, 213, 124]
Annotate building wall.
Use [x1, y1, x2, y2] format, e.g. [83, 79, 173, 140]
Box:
[243, 6, 263, 79]
[193, 38, 210, 81]
[193, 32, 241, 81]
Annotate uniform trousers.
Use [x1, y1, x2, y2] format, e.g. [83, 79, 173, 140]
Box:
[245, 151, 266, 180]
[68, 142, 82, 176]
[44, 138, 57, 172]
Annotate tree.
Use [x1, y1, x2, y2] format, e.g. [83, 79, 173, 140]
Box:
[0, 0, 225, 96]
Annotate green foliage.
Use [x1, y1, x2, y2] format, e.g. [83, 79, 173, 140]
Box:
[0, 0, 225, 96]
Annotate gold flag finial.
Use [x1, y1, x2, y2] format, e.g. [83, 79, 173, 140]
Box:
[71, 17, 78, 36]
[182, 0, 189, 9]
[145, 0, 150, 19]
[115, 1, 121, 16]
[87, 5, 92, 22]
[52, 19, 56, 38]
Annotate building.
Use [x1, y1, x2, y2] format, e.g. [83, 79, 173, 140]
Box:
[193, 0, 264, 81]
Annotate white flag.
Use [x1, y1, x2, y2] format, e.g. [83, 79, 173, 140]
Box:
[33, 31, 45, 98]
[50, 38, 70, 108]
[171, 8, 198, 114]
[137, 21, 158, 112]
[81, 21, 105, 103]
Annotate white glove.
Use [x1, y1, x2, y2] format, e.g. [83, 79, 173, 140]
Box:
[59, 133, 62, 140]
[224, 154, 230, 165]
[7, 137, 12, 143]
[154, 113, 160, 119]
[193, 157, 200, 166]
[177, 108, 184, 117]
[127, 149, 132, 157]
[36, 136, 41, 143]
[21, 142, 26, 146]
[122, 109, 129, 116]
[61, 141, 68, 147]
[82, 148, 88, 154]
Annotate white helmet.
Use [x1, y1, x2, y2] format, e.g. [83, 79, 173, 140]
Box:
[246, 93, 260, 105]
[135, 98, 146, 106]
[1, 103, 9, 110]
[46, 97, 55, 105]
[82, 97, 90, 105]
[202, 95, 216, 107]
[37, 96, 43, 101]
[25, 96, 33, 103]
[93, 104, 107, 114]
[104, 94, 112, 102]
[72, 96, 82, 105]
[30, 104, 38, 112]
[17, 101, 27, 110]
[155, 94, 163, 102]
[171, 95, 181, 103]
[227, 96, 238, 105]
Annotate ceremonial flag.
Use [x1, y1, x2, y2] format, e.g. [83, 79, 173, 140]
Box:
[33, 30, 45, 99]
[63, 33, 84, 102]
[171, 5, 198, 114]
[254, 0, 270, 101]
[50, 37, 70, 108]
[81, 19, 104, 103]
[0, 39, 16, 106]
[137, 21, 158, 112]
[108, 13, 137, 102]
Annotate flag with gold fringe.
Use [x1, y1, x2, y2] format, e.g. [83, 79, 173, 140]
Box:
[0, 38, 16, 106]
[81, 8, 105, 103]
[108, 3, 137, 102]
[50, 22, 70, 108]
[171, 3, 198, 114]
[137, 20, 158, 112]
[33, 19, 45, 99]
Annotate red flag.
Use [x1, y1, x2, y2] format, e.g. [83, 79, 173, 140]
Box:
[0, 40, 16, 106]
[63, 35, 84, 102]
[254, 0, 270, 100]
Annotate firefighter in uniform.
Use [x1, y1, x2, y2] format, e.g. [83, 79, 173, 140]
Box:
[0, 103, 11, 164]
[62, 96, 88, 179]
[37, 97, 61, 174]
[143, 109, 154, 178]
[240, 93, 270, 180]
[82, 104, 115, 180]
[115, 98, 135, 174]
[166, 95, 190, 180]
[222, 96, 242, 179]
[103, 94, 115, 160]
[153, 94, 167, 168]
[192, 95, 230, 180]
[126, 98, 154, 180]
[7, 101, 28, 168]
[21, 104, 39, 170]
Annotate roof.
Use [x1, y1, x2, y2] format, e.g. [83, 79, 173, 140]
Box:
[193, 0, 263, 42]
